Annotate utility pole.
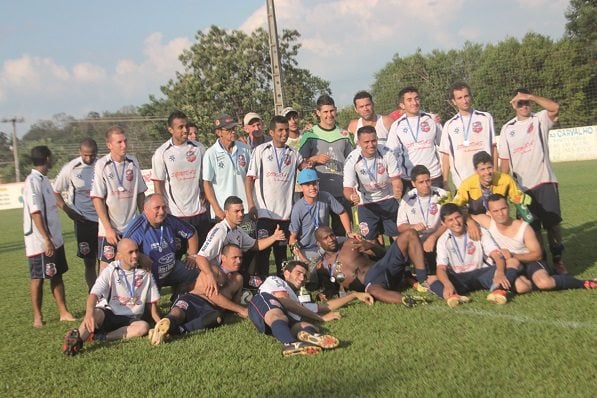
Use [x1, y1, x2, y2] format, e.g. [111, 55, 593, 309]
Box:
[1, 117, 24, 182]
[266, 0, 285, 114]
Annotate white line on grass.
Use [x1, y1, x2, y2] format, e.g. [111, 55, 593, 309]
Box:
[426, 306, 597, 330]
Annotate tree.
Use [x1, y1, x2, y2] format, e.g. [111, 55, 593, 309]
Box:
[565, 0, 597, 47]
[139, 26, 330, 145]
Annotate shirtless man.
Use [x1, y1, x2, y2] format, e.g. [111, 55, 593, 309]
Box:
[314, 226, 429, 305]
[472, 194, 597, 293]
[150, 243, 248, 344]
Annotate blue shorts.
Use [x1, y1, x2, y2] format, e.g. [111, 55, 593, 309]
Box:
[28, 245, 68, 280]
[248, 292, 298, 335]
[448, 267, 496, 294]
[74, 220, 98, 259]
[357, 198, 399, 240]
[522, 260, 548, 279]
[97, 308, 136, 334]
[155, 260, 199, 289]
[172, 293, 218, 322]
[363, 241, 409, 290]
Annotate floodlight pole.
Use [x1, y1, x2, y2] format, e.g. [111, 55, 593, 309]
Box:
[1, 117, 24, 182]
[266, 0, 285, 114]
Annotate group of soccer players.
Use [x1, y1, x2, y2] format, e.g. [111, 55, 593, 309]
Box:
[21, 82, 595, 357]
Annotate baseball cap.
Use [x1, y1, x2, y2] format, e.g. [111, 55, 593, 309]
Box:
[214, 114, 238, 130]
[281, 107, 298, 118]
[297, 168, 319, 185]
[243, 112, 262, 126]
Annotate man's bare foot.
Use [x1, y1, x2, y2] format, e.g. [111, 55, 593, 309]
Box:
[33, 319, 44, 328]
[60, 313, 77, 322]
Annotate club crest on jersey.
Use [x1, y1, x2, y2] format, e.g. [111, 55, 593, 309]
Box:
[472, 121, 483, 133]
[79, 242, 90, 256]
[429, 203, 438, 215]
[186, 150, 196, 163]
[420, 121, 430, 133]
[238, 154, 247, 168]
[527, 123, 534, 134]
[126, 169, 134, 182]
[174, 299, 189, 310]
[103, 246, 115, 260]
[359, 222, 370, 237]
[466, 241, 475, 255]
[377, 163, 385, 175]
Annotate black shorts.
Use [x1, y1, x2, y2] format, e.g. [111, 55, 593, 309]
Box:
[364, 241, 409, 290]
[177, 212, 211, 258]
[74, 220, 99, 259]
[97, 308, 136, 334]
[172, 293, 217, 322]
[526, 183, 562, 230]
[28, 245, 68, 280]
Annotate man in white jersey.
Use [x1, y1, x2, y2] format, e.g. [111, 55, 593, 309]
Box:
[440, 82, 497, 190]
[246, 116, 303, 280]
[241, 112, 271, 150]
[429, 204, 520, 307]
[152, 111, 209, 249]
[299, 94, 354, 236]
[197, 196, 286, 297]
[397, 165, 448, 283]
[62, 239, 161, 356]
[248, 260, 373, 357]
[387, 86, 442, 191]
[91, 126, 147, 270]
[472, 194, 597, 293]
[53, 138, 99, 290]
[347, 91, 393, 146]
[23, 146, 75, 328]
[203, 114, 251, 221]
[498, 89, 566, 274]
[343, 125, 403, 241]
[281, 107, 303, 151]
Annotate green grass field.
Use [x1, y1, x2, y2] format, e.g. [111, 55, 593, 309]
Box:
[1, 161, 596, 397]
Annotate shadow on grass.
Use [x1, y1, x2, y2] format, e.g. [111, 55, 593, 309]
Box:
[561, 220, 597, 275]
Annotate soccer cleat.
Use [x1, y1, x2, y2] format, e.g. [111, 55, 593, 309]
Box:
[297, 331, 339, 349]
[150, 318, 171, 345]
[487, 289, 508, 305]
[583, 279, 597, 289]
[553, 259, 568, 275]
[62, 328, 83, 356]
[446, 294, 470, 308]
[413, 282, 429, 293]
[281, 342, 322, 357]
[401, 294, 431, 308]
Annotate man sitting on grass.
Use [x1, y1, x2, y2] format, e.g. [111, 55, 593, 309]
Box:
[429, 204, 520, 307]
[248, 260, 373, 357]
[62, 239, 161, 356]
[472, 194, 597, 293]
[148, 243, 248, 345]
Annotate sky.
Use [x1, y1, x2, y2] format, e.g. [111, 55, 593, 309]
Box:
[0, 0, 570, 136]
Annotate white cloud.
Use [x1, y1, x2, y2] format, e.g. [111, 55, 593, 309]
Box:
[0, 33, 191, 130]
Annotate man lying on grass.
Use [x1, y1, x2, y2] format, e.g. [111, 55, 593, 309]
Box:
[148, 243, 248, 345]
[62, 239, 161, 356]
[429, 203, 520, 307]
[248, 260, 373, 357]
[315, 226, 431, 305]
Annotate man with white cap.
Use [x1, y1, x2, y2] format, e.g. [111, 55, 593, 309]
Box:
[242, 112, 271, 150]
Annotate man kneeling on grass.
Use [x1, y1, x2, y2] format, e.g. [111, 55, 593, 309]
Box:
[62, 239, 161, 356]
[148, 243, 248, 345]
[429, 204, 521, 307]
[249, 260, 373, 357]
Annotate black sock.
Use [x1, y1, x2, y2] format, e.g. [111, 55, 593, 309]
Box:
[553, 275, 583, 290]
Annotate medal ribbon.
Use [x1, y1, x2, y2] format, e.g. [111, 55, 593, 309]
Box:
[460, 110, 474, 143]
[111, 158, 126, 190]
[405, 115, 421, 142]
[451, 234, 468, 265]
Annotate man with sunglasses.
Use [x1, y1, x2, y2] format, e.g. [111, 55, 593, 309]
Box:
[498, 89, 565, 274]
